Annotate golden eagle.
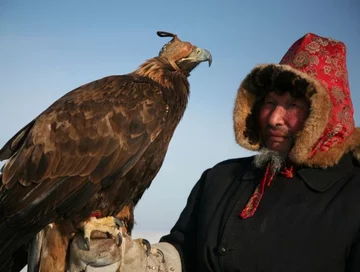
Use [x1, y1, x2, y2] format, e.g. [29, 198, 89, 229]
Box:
[0, 31, 212, 272]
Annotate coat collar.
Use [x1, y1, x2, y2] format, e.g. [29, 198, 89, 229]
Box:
[241, 160, 264, 181]
[242, 154, 354, 192]
[297, 153, 354, 192]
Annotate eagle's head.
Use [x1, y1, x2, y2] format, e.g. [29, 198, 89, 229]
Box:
[157, 31, 212, 75]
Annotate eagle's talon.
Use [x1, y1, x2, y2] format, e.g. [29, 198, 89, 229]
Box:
[84, 237, 90, 251]
[142, 239, 151, 256]
[116, 232, 123, 247]
[114, 218, 123, 228]
[134, 238, 152, 256]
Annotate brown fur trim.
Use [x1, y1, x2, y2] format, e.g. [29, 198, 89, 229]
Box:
[288, 71, 330, 166]
[350, 128, 360, 161]
[234, 64, 359, 168]
[233, 76, 259, 151]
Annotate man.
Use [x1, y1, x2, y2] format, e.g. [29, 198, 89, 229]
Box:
[70, 33, 360, 271]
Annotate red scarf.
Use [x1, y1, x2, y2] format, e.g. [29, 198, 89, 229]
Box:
[240, 163, 294, 219]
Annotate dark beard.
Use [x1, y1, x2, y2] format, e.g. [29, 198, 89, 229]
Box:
[253, 148, 285, 174]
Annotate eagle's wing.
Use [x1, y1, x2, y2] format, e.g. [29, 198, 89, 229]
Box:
[0, 75, 168, 225]
[0, 119, 35, 161]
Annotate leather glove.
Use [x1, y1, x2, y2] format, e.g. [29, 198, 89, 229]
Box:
[68, 228, 181, 272]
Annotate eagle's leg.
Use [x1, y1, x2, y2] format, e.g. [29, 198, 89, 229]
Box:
[28, 222, 73, 272]
[114, 204, 134, 235]
[82, 216, 123, 250]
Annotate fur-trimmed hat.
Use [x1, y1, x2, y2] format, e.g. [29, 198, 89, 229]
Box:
[234, 33, 360, 168]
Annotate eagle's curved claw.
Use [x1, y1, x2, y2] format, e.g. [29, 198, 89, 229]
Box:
[134, 238, 152, 256]
[114, 218, 124, 228]
[116, 231, 123, 246]
[84, 237, 90, 251]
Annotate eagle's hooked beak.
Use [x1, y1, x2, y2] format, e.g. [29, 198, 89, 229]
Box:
[190, 47, 212, 67]
[175, 46, 212, 74]
[179, 47, 212, 67]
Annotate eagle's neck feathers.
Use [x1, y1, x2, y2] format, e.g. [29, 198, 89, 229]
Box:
[134, 57, 189, 92]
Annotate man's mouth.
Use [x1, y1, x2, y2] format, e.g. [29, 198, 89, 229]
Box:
[267, 130, 289, 138]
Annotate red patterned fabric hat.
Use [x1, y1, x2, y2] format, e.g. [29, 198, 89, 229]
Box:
[234, 33, 360, 167]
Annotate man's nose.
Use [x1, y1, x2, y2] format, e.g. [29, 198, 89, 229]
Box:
[268, 106, 286, 127]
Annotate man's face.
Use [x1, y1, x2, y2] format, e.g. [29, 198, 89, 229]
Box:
[258, 91, 309, 157]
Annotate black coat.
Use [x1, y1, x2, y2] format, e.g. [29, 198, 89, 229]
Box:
[161, 154, 360, 272]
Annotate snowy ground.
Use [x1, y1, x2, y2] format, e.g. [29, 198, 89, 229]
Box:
[132, 229, 168, 244]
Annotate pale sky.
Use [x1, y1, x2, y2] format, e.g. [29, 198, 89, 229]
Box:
[0, 0, 359, 235]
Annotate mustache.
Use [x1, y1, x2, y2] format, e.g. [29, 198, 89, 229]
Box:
[266, 125, 290, 137]
[263, 125, 297, 145]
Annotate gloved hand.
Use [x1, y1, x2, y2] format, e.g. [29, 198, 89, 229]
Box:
[68, 226, 181, 272]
